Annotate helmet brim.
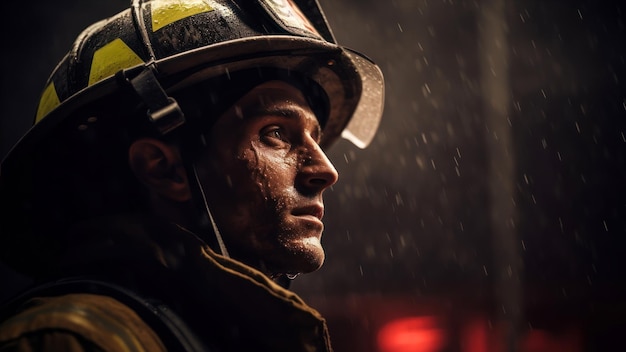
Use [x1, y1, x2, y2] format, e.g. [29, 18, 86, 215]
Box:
[155, 35, 384, 149]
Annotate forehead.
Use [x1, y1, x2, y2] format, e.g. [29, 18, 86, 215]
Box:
[216, 80, 321, 127]
[206, 80, 322, 146]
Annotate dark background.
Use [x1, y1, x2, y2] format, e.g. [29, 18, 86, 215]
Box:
[1, 1, 625, 351]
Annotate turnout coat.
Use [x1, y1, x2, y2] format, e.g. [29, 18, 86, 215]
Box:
[0, 214, 332, 351]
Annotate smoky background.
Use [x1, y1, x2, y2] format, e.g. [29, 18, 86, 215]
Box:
[1, 0, 625, 351]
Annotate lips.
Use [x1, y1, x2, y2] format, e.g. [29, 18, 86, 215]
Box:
[292, 204, 324, 221]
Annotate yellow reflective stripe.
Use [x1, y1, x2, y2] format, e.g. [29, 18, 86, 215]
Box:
[89, 38, 144, 86]
[0, 297, 146, 352]
[35, 82, 60, 123]
[151, 0, 214, 31]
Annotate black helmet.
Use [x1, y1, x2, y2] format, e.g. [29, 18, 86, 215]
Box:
[0, 0, 384, 276]
[30, 0, 383, 147]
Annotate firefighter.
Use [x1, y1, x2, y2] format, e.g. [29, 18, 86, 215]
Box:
[0, 0, 384, 350]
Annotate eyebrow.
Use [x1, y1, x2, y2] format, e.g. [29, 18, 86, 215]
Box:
[248, 105, 322, 140]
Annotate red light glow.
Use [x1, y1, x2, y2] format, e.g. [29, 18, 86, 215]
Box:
[377, 316, 446, 352]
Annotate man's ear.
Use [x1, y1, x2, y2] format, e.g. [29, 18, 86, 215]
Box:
[128, 138, 191, 202]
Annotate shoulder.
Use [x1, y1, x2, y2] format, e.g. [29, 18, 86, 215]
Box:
[0, 293, 166, 352]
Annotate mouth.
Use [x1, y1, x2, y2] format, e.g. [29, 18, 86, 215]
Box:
[292, 204, 324, 221]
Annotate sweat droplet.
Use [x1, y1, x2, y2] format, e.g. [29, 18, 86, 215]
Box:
[286, 273, 300, 280]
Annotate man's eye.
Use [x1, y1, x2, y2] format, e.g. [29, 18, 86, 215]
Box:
[261, 126, 289, 146]
[269, 129, 283, 140]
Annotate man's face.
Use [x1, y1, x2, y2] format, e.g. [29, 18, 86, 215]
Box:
[197, 80, 338, 276]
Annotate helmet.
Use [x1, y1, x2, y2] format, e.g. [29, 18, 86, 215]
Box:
[33, 0, 384, 146]
[0, 0, 384, 275]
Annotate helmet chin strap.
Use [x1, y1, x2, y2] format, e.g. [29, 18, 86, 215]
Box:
[190, 162, 293, 289]
[191, 163, 230, 258]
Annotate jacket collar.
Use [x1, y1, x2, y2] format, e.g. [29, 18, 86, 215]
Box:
[61, 213, 333, 351]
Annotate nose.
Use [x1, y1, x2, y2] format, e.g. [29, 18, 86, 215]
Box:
[297, 141, 339, 193]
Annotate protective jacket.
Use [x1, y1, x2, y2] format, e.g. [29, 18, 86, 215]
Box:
[0, 214, 332, 351]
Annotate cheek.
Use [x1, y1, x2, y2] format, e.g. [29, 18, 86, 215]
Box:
[240, 146, 297, 207]
[208, 142, 300, 233]
[207, 145, 295, 235]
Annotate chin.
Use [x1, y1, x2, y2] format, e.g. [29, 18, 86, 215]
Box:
[274, 235, 326, 274]
[295, 235, 326, 273]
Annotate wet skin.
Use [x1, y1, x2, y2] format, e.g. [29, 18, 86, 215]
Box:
[197, 80, 339, 277]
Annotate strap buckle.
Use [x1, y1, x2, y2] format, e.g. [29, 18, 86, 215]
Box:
[147, 97, 185, 135]
[121, 65, 185, 135]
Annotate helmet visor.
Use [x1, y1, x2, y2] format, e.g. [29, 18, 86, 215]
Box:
[340, 49, 385, 149]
